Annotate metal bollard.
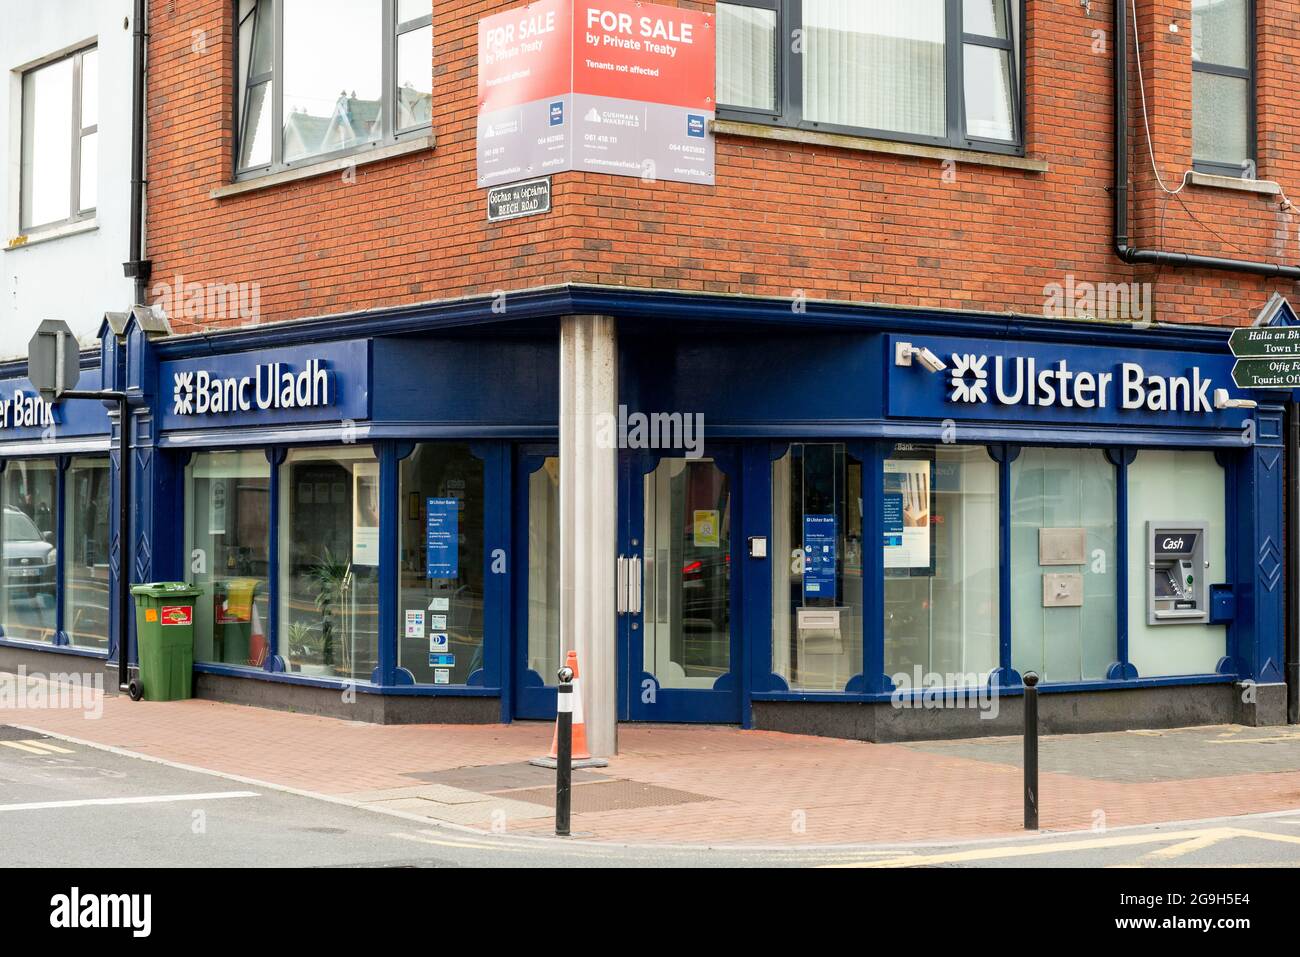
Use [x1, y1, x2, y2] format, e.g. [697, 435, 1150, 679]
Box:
[555, 665, 575, 837]
[1023, 671, 1040, 831]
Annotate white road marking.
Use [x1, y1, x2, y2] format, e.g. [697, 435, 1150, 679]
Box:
[0, 791, 259, 813]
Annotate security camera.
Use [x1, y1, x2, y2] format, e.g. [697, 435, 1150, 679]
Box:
[1213, 388, 1257, 411]
[914, 347, 947, 374]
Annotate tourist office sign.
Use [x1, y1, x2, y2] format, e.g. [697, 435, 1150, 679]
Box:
[1229, 326, 1300, 389]
[477, 0, 715, 188]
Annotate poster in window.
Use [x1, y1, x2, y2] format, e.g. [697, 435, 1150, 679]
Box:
[693, 509, 720, 548]
[803, 514, 838, 601]
[208, 481, 228, 536]
[883, 459, 931, 570]
[352, 461, 380, 567]
[426, 497, 459, 579]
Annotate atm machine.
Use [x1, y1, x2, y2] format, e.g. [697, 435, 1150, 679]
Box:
[1146, 522, 1210, 625]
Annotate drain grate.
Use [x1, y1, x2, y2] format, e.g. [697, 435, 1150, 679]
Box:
[503, 779, 712, 813]
[405, 762, 609, 791]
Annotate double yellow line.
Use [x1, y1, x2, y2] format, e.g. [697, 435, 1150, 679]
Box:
[0, 739, 75, 756]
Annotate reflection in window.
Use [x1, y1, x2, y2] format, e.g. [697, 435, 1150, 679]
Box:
[527, 458, 561, 687]
[1011, 448, 1116, 683]
[1191, 0, 1253, 172]
[279, 447, 380, 682]
[716, 3, 778, 112]
[1, 462, 58, 643]
[772, 444, 863, 691]
[64, 458, 111, 650]
[884, 445, 999, 686]
[185, 452, 271, 668]
[20, 45, 98, 230]
[1127, 451, 1227, 676]
[399, 445, 484, 686]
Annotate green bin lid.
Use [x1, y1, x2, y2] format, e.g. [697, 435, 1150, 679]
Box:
[131, 582, 202, 598]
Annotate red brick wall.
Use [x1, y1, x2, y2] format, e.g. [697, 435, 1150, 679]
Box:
[145, 0, 1300, 334]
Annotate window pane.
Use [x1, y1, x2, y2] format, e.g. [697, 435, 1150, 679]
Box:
[1127, 451, 1227, 676]
[65, 458, 111, 650]
[279, 447, 380, 683]
[527, 458, 561, 688]
[398, 0, 432, 24]
[1193, 71, 1249, 166]
[963, 0, 1008, 39]
[963, 44, 1014, 141]
[240, 81, 272, 169]
[396, 25, 433, 130]
[1010, 449, 1116, 683]
[20, 57, 74, 229]
[399, 445, 485, 686]
[248, 0, 273, 76]
[186, 452, 271, 669]
[1192, 0, 1248, 69]
[772, 444, 864, 692]
[282, 0, 383, 164]
[80, 48, 98, 128]
[1, 462, 58, 643]
[79, 131, 98, 212]
[804, 0, 946, 138]
[884, 445, 999, 686]
[717, 3, 777, 112]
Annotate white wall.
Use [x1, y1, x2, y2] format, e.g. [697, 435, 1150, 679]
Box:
[0, 0, 135, 360]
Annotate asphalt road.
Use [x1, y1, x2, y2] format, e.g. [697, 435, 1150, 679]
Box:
[3, 726, 1300, 869]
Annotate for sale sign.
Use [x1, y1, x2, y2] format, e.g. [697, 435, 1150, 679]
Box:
[477, 0, 715, 187]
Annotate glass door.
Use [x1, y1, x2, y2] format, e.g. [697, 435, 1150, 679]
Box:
[513, 446, 562, 719]
[621, 448, 741, 723]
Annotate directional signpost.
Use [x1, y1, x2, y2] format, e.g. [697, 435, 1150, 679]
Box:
[1231, 326, 1300, 390]
[27, 319, 133, 693]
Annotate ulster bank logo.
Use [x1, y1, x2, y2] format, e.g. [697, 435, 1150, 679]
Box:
[171, 360, 334, 417]
[950, 354, 989, 404]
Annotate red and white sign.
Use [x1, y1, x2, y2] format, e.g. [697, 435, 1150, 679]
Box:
[477, 0, 715, 187]
[160, 605, 193, 627]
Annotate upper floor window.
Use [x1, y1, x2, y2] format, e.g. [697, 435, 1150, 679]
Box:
[236, 0, 433, 176]
[19, 45, 98, 232]
[1191, 0, 1254, 176]
[716, 0, 1022, 154]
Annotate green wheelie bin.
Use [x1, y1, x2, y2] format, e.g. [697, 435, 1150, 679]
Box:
[130, 583, 203, 701]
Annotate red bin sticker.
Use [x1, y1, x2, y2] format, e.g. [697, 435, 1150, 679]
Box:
[160, 605, 193, 627]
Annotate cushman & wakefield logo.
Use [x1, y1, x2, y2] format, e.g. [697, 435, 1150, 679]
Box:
[172, 359, 334, 417]
[949, 354, 1216, 414]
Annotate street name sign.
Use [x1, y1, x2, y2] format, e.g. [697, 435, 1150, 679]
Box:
[1231, 356, 1300, 390]
[1228, 326, 1300, 358]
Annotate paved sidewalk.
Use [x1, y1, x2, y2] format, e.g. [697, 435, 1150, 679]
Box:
[5, 683, 1300, 846]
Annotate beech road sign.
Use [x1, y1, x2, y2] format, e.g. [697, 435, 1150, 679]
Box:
[1232, 356, 1300, 390]
[27, 319, 80, 402]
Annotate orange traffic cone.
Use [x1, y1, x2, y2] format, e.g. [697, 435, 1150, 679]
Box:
[530, 649, 609, 769]
[548, 650, 591, 760]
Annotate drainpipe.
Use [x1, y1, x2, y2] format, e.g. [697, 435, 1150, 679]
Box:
[122, 0, 151, 303]
[1113, 0, 1300, 280]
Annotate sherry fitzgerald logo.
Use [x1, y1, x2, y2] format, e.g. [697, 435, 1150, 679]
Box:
[948, 354, 1216, 414]
[172, 359, 334, 418]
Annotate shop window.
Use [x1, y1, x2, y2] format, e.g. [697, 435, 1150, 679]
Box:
[884, 444, 999, 686]
[772, 444, 864, 691]
[19, 44, 98, 231]
[64, 458, 111, 650]
[398, 444, 484, 686]
[527, 458, 561, 687]
[1010, 448, 1117, 683]
[0, 462, 59, 643]
[185, 452, 271, 669]
[716, 0, 1023, 154]
[1126, 450, 1227, 676]
[279, 446, 380, 682]
[236, 0, 433, 174]
[1191, 0, 1254, 176]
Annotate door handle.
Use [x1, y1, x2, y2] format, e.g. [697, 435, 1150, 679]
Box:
[616, 555, 628, 615]
[628, 555, 642, 616]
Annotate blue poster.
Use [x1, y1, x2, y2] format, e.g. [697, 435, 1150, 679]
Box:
[803, 514, 838, 601]
[426, 497, 459, 579]
[882, 494, 903, 548]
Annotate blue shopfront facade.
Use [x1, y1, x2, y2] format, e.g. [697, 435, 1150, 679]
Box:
[0, 289, 1288, 738]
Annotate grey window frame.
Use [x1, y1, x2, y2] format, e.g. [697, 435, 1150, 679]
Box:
[19, 44, 98, 233]
[233, 0, 433, 179]
[715, 0, 1025, 156]
[1191, 0, 1256, 177]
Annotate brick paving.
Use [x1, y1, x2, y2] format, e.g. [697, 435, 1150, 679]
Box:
[5, 685, 1300, 846]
